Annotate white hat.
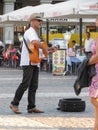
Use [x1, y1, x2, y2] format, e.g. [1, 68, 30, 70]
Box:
[28, 13, 43, 22]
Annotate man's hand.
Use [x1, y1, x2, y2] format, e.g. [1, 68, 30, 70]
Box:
[42, 48, 48, 58]
[48, 45, 59, 53]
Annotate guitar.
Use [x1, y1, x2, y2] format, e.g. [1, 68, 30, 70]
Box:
[29, 41, 58, 63]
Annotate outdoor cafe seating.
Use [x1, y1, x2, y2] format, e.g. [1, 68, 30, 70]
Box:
[66, 54, 86, 75]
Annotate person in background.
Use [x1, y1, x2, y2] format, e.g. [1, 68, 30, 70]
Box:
[10, 13, 48, 114]
[84, 32, 94, 58]
[88, 17, 98, 130]
[66, 44, 75, 57]
[4, 44, 18, 67]
[0, 40, 5, 48]
[72, 40, 80, 53]
[0, 46, 4, 66]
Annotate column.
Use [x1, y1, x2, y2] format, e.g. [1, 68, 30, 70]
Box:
[3, 0, 16, 45]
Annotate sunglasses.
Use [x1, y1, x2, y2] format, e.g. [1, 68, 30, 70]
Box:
[36, 19, 42, 22]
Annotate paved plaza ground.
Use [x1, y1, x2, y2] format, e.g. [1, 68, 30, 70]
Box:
[0, 68, 95, 130]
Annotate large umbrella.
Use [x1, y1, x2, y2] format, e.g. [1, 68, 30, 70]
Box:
[0, 4, 53, 23]
[44, 0, 98, 19]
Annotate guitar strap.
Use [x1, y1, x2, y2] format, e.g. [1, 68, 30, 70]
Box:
[23, 37, 32, 53]
[23, 37, 32, 65]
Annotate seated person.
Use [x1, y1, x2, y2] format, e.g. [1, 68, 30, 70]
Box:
[0, 46, 4, 66]
[66, 45, 75, 57]
[72, 40, 80, 53]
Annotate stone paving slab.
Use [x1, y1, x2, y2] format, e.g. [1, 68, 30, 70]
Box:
[0, 116, 94, 130]
[0, 95, 94, 130]
[0, 115, 59, 130]
[0, 68, 95, 130]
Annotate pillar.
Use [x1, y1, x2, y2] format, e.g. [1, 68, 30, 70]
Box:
[40, 0, 52, 42]
[3, 0, 16, 45]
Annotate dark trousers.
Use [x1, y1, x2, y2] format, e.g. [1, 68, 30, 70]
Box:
[11, 65, 39, 110]
[85, 52, 92, 59]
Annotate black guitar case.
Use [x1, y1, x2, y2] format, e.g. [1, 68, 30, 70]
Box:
[58, 98, 85, 112]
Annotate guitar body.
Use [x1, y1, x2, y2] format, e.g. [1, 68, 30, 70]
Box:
[29, 43, 41, 63]
[41, 41, 48, 49]
[29, 41, 57, 63]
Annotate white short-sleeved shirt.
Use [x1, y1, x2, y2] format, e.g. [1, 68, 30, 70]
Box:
[20, 27, 40, 66]
[84, 38, 94, 52]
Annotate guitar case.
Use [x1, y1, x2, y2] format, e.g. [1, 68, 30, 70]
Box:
[58, 98, 85, 112]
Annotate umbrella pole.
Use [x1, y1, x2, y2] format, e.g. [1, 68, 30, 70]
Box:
[79, 18, 82, 55]
[46, 19, 49, 44]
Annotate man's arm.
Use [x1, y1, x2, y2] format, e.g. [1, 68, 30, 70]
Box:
[30, 40, 48, 58]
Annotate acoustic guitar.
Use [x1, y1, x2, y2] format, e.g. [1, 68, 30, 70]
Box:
[29, 41, 58, 63]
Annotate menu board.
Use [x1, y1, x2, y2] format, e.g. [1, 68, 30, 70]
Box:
[52, 49, 66, 75]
